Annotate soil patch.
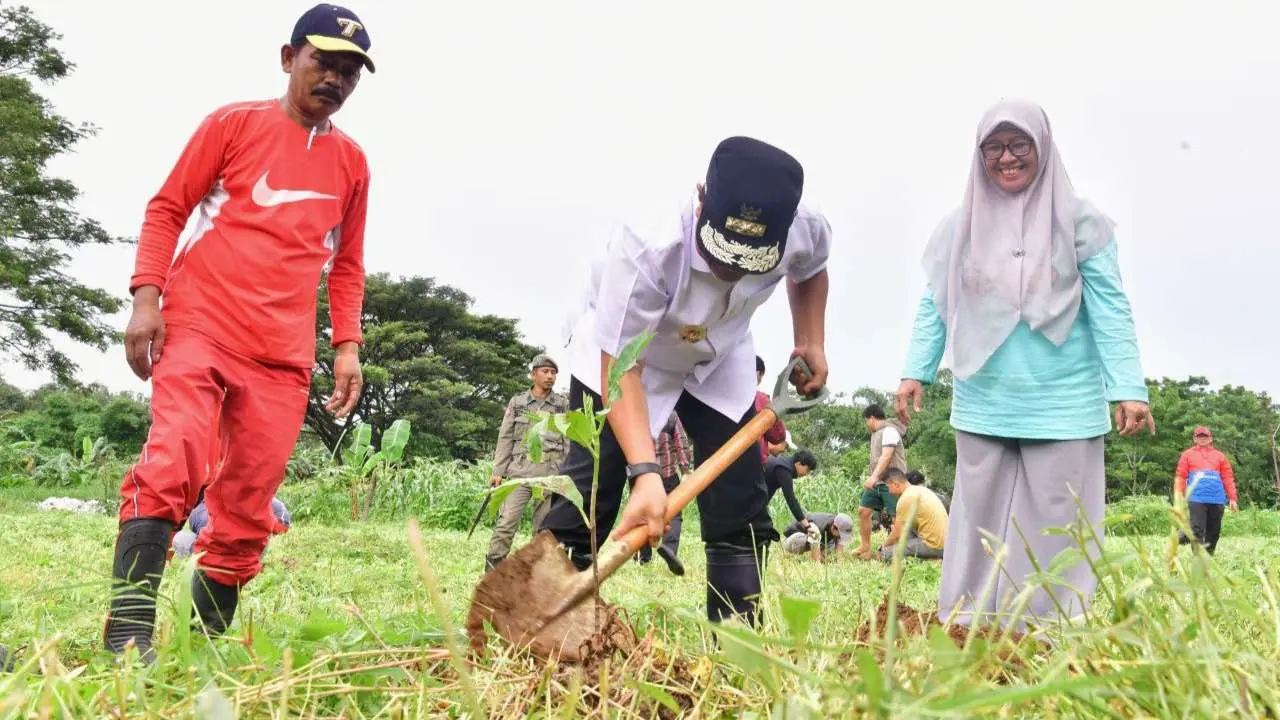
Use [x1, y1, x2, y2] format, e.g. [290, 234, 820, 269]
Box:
[466, 530, 637, 666]
[853, 597, 1046, 672]
[855, 600, 940, 643]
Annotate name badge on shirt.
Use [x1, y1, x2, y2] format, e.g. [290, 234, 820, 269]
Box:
[679, 325, 707, 343]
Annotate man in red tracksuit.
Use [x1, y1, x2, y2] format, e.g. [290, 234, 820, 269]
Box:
[1174, 425, 1238, 555]
[102, 3, 376, 662]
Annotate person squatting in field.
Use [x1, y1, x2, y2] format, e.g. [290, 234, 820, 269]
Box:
[102, 3, 376, 663]
[780, 511, 854, 562]
[896, 97, 1154, 632]
[172, 497, 292, 561]
[543, 136, 831, 627]
[877, 468, 948, 562]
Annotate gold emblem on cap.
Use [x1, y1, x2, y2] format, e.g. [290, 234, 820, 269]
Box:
[725, 217, 766, 237]
[336, 17, 363, 37]
[679, 325, 707, 343]
[699, 221, 779, 273]
[725, 203, 766, 237]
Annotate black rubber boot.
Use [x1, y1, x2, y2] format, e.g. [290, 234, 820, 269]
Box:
[705, 542, 767, 627]
[656, 545, 685, 576]
[192, 569, 240, 637]
[103, 518, 173, 662]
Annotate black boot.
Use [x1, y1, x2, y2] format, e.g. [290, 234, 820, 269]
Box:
[103, 518, 173, 662]
[192, 569, 240, 637]
[656, 545, 685, 576]
[705, 542, 767, 627]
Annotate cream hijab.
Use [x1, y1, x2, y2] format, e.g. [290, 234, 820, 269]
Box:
[922, 98, 1116, 380]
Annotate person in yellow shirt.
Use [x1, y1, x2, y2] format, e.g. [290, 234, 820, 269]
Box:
[879, 468, 947, 561]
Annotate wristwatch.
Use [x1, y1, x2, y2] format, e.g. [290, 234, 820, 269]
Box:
[625, 462, 662, 480]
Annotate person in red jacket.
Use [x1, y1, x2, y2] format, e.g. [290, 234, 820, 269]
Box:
[102, 3, 376, 662]
[754, 355, 788, 462]
[1174, 425, 1238, 555]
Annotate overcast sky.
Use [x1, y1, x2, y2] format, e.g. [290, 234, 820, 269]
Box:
[6, 1, 1279, 406]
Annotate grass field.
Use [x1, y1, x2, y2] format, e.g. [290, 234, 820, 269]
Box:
[2, 488, 1280, 718]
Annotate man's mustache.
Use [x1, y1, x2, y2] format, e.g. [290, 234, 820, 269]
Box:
[312, 86, 343, 103]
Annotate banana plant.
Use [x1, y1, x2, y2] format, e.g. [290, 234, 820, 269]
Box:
[342, 418, 412, 520]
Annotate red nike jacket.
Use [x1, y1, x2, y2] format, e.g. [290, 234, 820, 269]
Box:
[131, 99, 370, 368]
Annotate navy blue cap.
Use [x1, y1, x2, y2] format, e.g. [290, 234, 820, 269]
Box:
[697, 136, 803, 275]
[291, 4, 375, 73]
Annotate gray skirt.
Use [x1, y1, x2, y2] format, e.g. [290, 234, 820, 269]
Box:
[938, 430, 1105, 630]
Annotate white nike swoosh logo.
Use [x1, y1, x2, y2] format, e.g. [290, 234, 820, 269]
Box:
[251, 171, 339, 207]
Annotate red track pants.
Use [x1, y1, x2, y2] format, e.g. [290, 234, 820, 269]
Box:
[119, 327, 311, 586]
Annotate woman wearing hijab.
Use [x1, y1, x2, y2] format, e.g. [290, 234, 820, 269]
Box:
[895, 98, 1156, 631]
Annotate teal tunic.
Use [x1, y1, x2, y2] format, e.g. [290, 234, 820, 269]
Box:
[902, 240, 1148, 441]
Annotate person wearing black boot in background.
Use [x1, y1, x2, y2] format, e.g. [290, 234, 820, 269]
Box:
[543, 135, 831, 627]
[102, 4, 377, 662]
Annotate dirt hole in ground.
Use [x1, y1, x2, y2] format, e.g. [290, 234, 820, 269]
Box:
[853, 597, 1047, 673]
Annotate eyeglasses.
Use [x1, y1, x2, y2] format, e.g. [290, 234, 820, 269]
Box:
[980, 138, 1034, 160]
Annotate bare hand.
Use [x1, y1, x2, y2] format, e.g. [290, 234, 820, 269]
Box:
[1114, 401, 1156, 437]
[864, 477, 877, 491]
[788, 344, 829, 397]
[1229, 501, 1239, 512]
[894, 379, 923, 426]
[326, 343, 363, 417]
[611, 474, 667, 546]
[490, 475, 503, 488]
[124, 286, 165, 381]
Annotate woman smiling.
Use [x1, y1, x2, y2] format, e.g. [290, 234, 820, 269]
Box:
[895, 98, 1156, 632]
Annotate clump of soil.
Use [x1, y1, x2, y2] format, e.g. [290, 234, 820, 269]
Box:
[466, 530, 637, 666]
[855, 600, 940, 643]
[853, 596, 1046, 672]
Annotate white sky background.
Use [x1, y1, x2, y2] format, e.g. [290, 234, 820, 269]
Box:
[6, 1, 1280, 405]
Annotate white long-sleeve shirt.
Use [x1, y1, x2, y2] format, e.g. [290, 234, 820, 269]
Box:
[564, 198, 831, 437]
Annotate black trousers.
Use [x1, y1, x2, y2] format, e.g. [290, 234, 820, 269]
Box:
[541, 375, 779, 568]
[1187, 501, 1225, 554]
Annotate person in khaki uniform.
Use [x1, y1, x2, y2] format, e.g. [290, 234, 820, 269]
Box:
[484, 354, 569, 571]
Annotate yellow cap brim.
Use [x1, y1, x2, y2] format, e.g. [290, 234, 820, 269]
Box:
[306, 34, 376, 72]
